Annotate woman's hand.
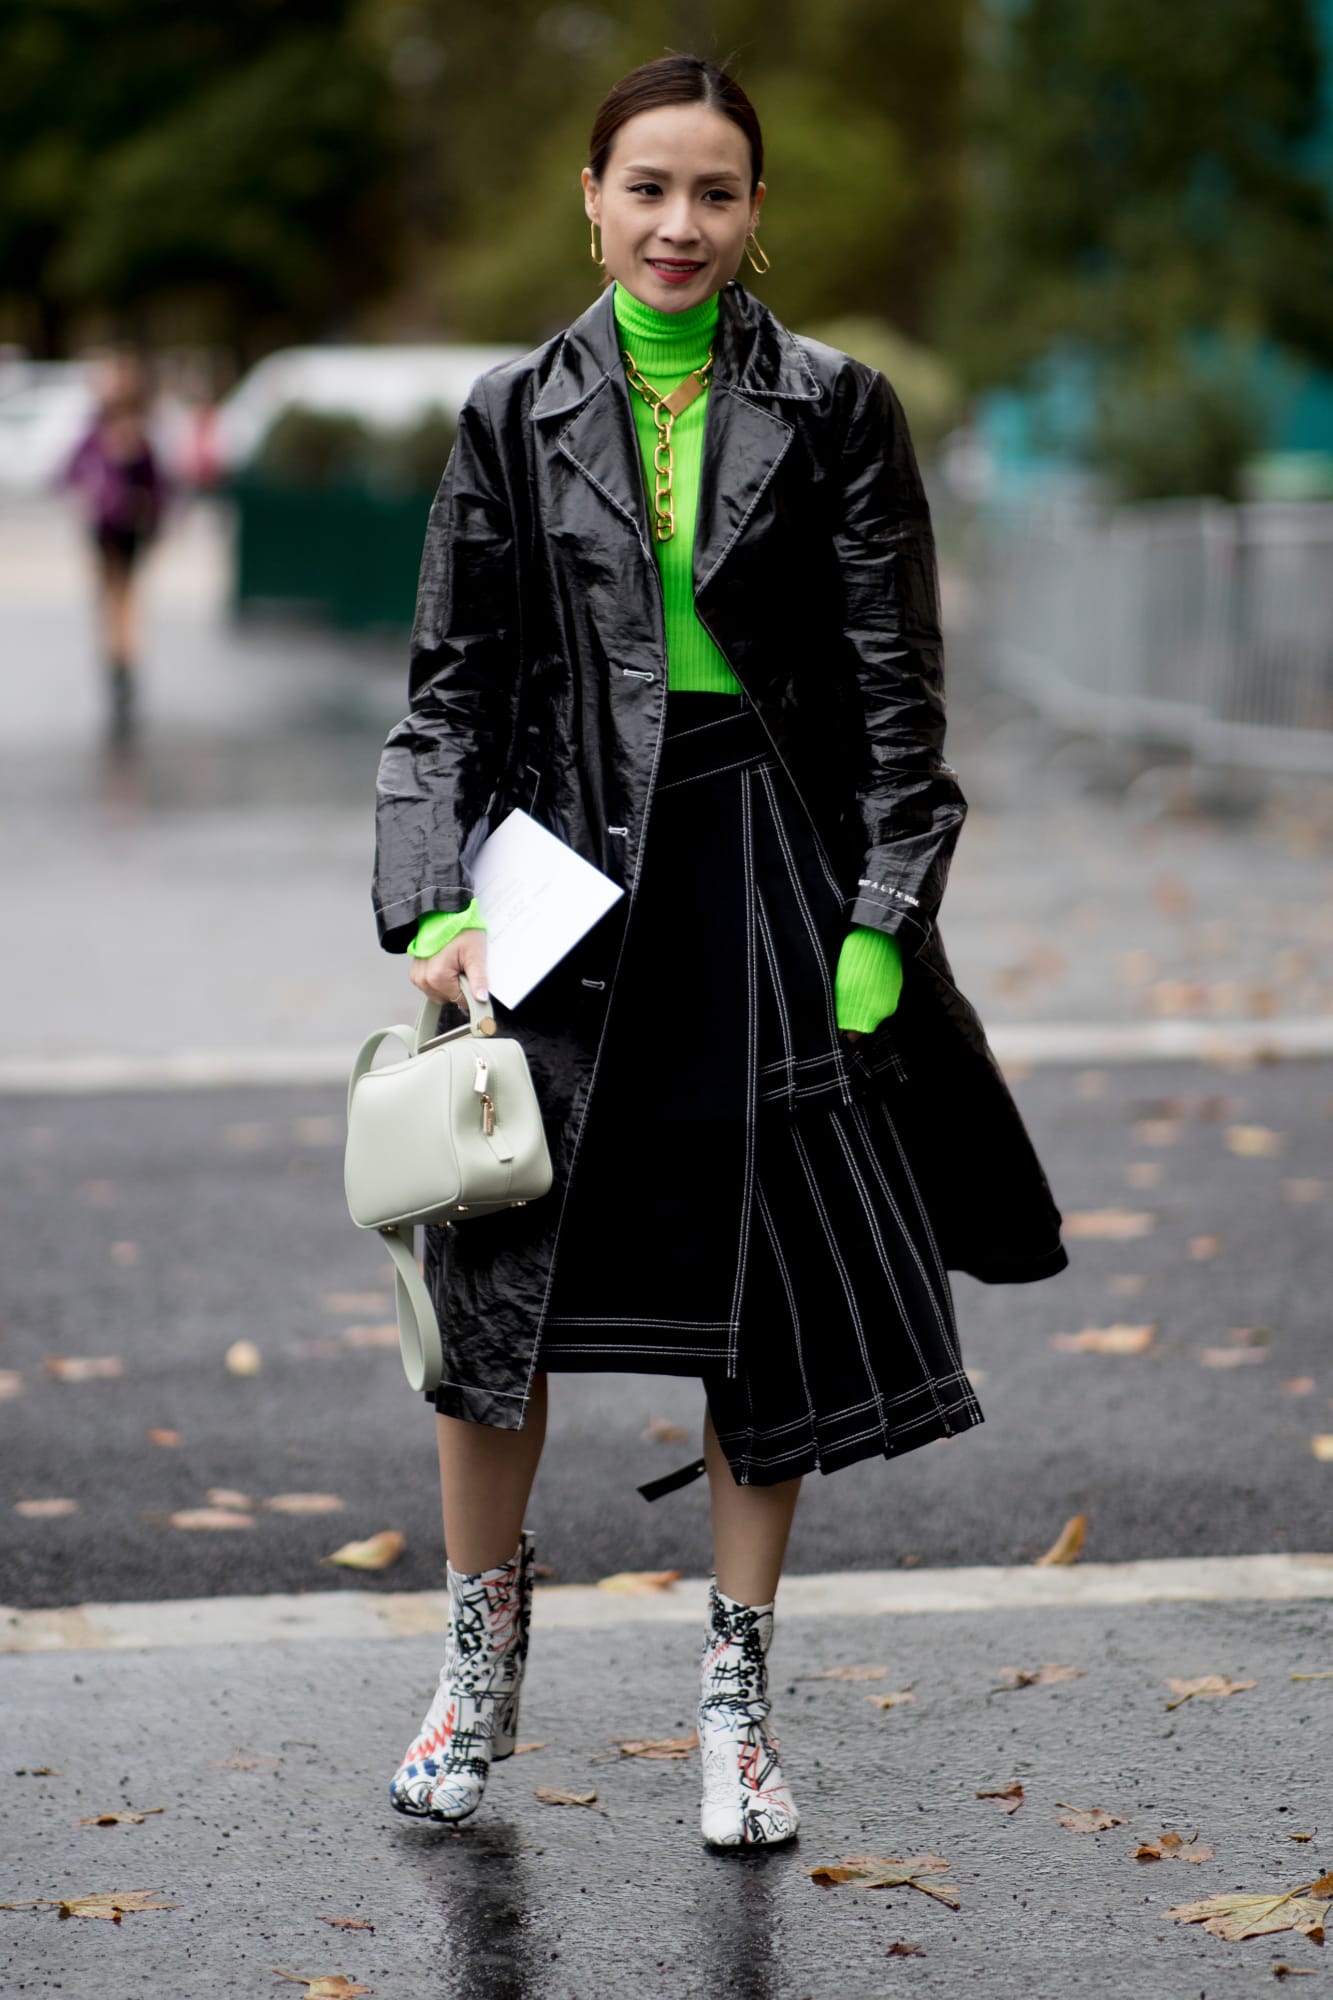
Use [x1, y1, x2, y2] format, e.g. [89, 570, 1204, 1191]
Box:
[408, 928, 489, 1007]
[842, 1029, 864, 1043]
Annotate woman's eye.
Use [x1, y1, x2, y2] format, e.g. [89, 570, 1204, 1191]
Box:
[628, 182, 661, 197]
[703, 189, 737, 202]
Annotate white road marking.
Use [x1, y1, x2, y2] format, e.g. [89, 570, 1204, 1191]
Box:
[4, 1554, 1330, 1654]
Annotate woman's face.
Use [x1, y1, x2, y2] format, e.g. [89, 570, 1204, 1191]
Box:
[582, 101, 764, 315]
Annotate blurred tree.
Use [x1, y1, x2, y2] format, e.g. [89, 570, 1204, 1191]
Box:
[942, 0, 1333, 390]
[0, 0, 402, 360]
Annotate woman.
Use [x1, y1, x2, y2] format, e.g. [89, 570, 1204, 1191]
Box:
[62, 357, 164, 739]
[373, 55, 1067, 1850]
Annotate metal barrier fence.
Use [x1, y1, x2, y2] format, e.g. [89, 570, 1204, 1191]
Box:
[982, 496, 1333, 772]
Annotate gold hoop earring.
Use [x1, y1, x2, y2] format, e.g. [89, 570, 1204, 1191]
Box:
[589, 220, 605, 268]
[744, 230, 771, 276]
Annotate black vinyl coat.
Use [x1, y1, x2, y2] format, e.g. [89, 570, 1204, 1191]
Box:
[373, 278, 1068, 1431]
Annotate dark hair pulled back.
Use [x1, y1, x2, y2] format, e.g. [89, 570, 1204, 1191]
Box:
[587, 55, 763, 194]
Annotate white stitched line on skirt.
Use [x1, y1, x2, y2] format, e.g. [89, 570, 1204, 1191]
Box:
[755, 883, 797, 1112]
[655, 752, 774, 791]
[851, 1094, 960, 1360]
[710, 1366, 977, 1450]
[713, 1401, 967, 1470]
[541, 1315, 733, 1331]
[728, 766, 760, 1385]
[827, 1105, 949, 1411]
[758, 763, 848, 1100]
[756, 1177, 820, 1443]
[531, 1341, 727, 1359]
[786, 1115, 889, 1440]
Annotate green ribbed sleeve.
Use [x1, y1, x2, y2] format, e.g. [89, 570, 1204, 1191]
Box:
[835, 927, 904, 1033]
[407, 899, 486, 958]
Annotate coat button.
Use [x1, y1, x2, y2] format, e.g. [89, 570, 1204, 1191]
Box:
[620, 667, 656, 683]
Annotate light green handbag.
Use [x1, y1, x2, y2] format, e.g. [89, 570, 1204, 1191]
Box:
[344, 975, 554, 1392]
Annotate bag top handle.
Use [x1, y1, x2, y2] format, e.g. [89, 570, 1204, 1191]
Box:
[413, 971, 497, 1053]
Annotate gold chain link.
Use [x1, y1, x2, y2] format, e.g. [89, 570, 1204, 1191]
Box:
[621, 343, 715, 543]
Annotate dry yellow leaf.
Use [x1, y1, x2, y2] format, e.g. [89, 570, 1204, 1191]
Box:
[207, 1488, 253, 1511]
[168, 1508, 256, 1531]
[886, 1941, 927, 1957]
[1132, 1830, 1214, 1863]
[1282, 1179, 1327, 1203]
[1108, 1274, 1148, 1296]
[1056, 1802, 1127, 1833]
[995, 1663, 1084, 1689]
[511, 1742, 549, 1754]
[1197, 1346, 1268, 1368]
[273, 1977, 373, 1998]
[866, 1689, 917, 1710]
[975, 1782, 1024, 1814]
[1225, 1124, 1284, 1157]
[616, 1733, 697, 1759]
[595, 1569, 681, 1594]
[1282, 1378, 1316, 1395]
[1035, 1513, 1087, 1566]
[57, 1889, 179, 1921]
[323, 1530, 405, 1570]
[1051, 1324, 1156, 1355]
[1164, 1675, 1256, 1710]
[224, 1340, 262, 1376]
[1165, 1885, 1330, 1942]
[77, 1809, 164, 1827]
[341, 1324, 399, 1349]
[45, 1356, 123, 1382]
[263, 1493, 346, 1515]
[0, 1370, 22, 1400]
[1188, 1235, 1223, 1260]
[1063, 1209, 1155, 1240]
[534, 1787, 598, 1807]
[641, 1415, 690, 1444]
[1125, 1162, 1162, 1188]
[321, 1918, 375, 1932]
[147, 1428, 181, 1447]
[808, 1854, 959, 1907]
[1311, 1435, 1333, 1462]
[1133, 1119, 1182, 1145]
[15, 1498, 78, 1519]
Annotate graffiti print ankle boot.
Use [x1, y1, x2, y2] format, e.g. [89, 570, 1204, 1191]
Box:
[389, 1528, 535, 1823]
[698, 1579, 800, 1849]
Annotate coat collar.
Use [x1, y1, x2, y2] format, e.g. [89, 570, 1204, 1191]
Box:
[531, 280, 820, 424]
[532, 282, 819, 580]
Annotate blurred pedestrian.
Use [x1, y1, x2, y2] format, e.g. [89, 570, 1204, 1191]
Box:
[61, 356, 164, 738]
[374, 55, 1068, 1850]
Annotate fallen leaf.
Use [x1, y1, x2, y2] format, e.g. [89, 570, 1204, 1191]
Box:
[1281, 1179, 1327, 1204]
[595, 1569, 681, 1594]
[1109, 1274, 1148, 1296]
[1188, 1235, 1223, 1260]
[1226, 1125, 1284, 1157]
[15, 1766, 61, 1776]
[1063, 1209, 1155, 1240]
[534, 1787, 598, 1807]
[322, 1293, 388, 1314]
[641, 1415, 690, 1444]
[1164, 1675, 1257, 1710]
[1152, 877, 1193, 918]
[1198, 1346, 1268, 1368]
[994, 1663, 1084, 1689]
[207, 1488, 253, 1512]
[0, 1370, 22, 1400]
[1272, 1964, 1319, 1977]
[168, 1508, 256, 1531]
[975, 1782, 1024, 1814]
[1230, 1325, 1274, 1345]
[616, 1733, 697, 1759]
[262, 1494, 345, 1515]
[1133, 1118, 1182, 1146]
[293, 1117, 340, 1147]
[1035, 1514, 1087, 1566]
[1051, 1324, 1156, 1355]
[511, 1742, 549, 1755]
[323, 1530, 405, 1570]
[77, 1809, 165, 1827]
[1290, 1671, 1333, 1680]
[1288, 1833, 1315, 1841]
[57, 1889, 179, 1921]
[798, 1665, 888, 1683]
[1076, 1070, 1108, 1097]
[808, 1854, 958, 1908]
[886, 1941, 926, 1957]
[273, 1977, 373, 1998]
[1056, 1802, 1127, 1833]
[866, 1689, 917, 1710]
[1311, 1436, 1333, 1462]
[1132, 1830, 1214, 1863]
[1282, 1379, 1316, 1395]
[45, 1356, 124, 1382]
[1125, 1162, 1162, 1189]
[147, 1428, 181, 1448]
[224, 1340, 262, 1376]
[15, 1498, 78, 1519]
[341, 1324, 399, 1349]
[321, 1917, 375, 1932]
[1164, 1883, 1330, 1942]
[109, 1241, 139, 1267]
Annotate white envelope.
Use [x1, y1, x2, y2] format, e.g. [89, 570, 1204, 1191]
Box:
[470, 808, 625, 1007]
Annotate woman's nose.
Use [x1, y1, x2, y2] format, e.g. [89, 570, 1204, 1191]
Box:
[657, 198, 699, 243]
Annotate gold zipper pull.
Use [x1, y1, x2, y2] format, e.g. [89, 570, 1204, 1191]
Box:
[480, 1092, 496, 1137]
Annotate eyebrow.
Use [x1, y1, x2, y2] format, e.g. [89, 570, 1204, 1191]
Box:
[620, 163, 745, 184]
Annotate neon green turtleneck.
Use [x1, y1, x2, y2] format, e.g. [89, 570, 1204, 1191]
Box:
[408, 280, 903, 1035]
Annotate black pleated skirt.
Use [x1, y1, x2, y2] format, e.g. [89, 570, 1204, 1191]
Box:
[530, 692, 984, 1487]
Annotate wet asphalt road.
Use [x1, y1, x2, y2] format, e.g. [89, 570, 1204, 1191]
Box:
[3, 1055, 1331, 1607]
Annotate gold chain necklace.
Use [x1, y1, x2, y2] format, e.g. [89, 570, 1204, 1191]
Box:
[621, 342, 715, 542]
